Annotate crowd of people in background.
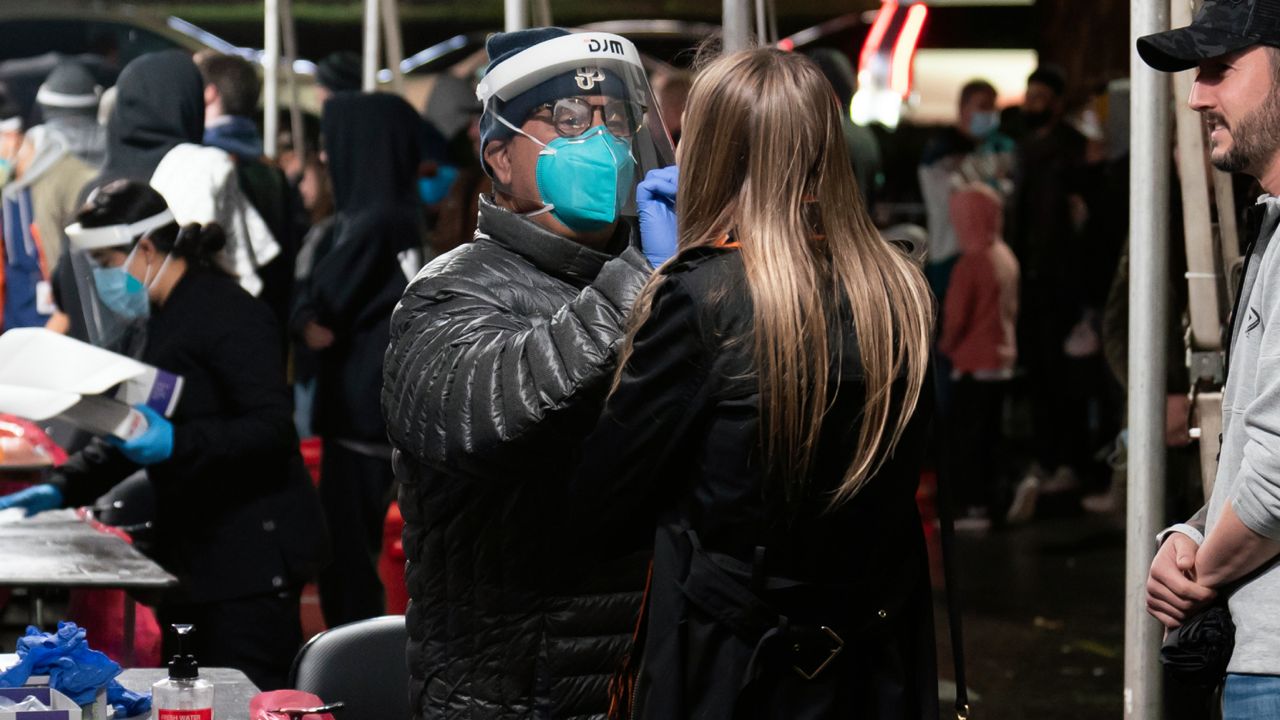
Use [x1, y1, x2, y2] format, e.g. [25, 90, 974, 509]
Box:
[917, 64, 1159, 532]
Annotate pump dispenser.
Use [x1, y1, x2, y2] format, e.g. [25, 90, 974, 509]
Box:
[152, 624, 215, 719]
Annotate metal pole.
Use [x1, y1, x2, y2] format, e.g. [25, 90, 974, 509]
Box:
[362, 0, 379, 92]
[722, 0, 751, 53]
[505, 0, 527, 32]
[533, 0, 552, 27]
[754, 0, 767, 45]
[279, 0, 305, 162]
[263, 0, 280, 158]
[1126, 0, 1171, 716]
[380, 0, 405, 94]
[766, 0, 778, 45]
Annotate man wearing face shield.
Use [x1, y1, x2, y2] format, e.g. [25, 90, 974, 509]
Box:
[382, 28, 677, 719]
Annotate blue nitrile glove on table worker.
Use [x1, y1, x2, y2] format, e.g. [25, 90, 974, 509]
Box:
[0, 484, 62, 517]
[637, 165, 679, 267]
[107, 405, 174, 466]
[0, 622, 151, 717]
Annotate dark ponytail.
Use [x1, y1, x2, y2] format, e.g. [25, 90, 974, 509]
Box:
[156, 223, 231, 275]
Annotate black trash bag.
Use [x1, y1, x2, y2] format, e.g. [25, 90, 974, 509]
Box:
[1161, 605, 1235, 687]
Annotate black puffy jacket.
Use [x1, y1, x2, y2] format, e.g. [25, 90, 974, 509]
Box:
[382, 198, 653, 719]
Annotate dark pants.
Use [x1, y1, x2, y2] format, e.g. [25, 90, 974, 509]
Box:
[157, 588, 302, 691]
[946, 376, 1008, 513]
[317, 440, 395, 628]
[1021, 291, 1093, 473]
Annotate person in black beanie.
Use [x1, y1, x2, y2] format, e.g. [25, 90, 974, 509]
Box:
[314, 51, 363, 106]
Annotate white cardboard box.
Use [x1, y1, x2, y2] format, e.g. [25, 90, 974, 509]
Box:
[0, 683, 107, 720]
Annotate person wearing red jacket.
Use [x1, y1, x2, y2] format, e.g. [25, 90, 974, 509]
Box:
[938, 183, 1020, 527]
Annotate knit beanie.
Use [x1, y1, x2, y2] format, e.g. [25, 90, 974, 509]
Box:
[316, 52, 363, 93]
[37, 60, 102, 116]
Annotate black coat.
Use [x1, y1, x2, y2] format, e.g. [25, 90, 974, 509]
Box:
[299, 92, 425, 442]
[570, 248, 939, 720]
[382, 198, 653, 719]
[50, 268, 328, 603]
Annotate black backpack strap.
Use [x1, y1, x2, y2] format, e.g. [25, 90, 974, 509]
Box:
[1224, 203, 1267, 378]
[935, 445, 971, 719]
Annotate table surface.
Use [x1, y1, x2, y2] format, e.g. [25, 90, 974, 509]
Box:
[0, 509, 176, 589]
[118, 667, 261, 720]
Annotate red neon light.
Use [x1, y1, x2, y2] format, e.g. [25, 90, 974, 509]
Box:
[890, 3, 927, 98]
[858, 0, 898, 74]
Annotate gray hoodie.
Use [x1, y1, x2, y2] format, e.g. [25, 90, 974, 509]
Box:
[1202, 195, 1280, 673]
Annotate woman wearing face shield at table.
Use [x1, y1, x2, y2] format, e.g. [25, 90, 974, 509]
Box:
[0, 180, 328, 691]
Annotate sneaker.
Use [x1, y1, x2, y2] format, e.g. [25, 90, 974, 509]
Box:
[1006, 475, 1040, 524]
[954, 516, 992, 533]
[1040, 465, 1080, 495]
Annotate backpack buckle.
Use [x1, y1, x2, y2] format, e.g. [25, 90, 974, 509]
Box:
[791, 625, 844, 680]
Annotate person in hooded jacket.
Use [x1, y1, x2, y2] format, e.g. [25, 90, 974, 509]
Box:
[0, 180, 327, 690]
[381, 27, 677, 719]
[50, 50, 278, 348]
[291, 91, 426, 628]
[937, 183, 1020, 525]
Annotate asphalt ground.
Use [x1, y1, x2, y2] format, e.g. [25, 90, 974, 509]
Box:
[932, 509, 1127, 719]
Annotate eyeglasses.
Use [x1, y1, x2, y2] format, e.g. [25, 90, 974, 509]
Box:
[530, 97, 645, 139]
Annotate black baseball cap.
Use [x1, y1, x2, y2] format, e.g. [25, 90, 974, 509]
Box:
[1138, 0, 1280, 72]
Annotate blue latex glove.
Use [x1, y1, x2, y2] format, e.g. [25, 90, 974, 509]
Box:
[0, 483, 62, 517]
[107, 404, 174, 466]
[108, 679, 152, 717]
[637, 165, 679, 267]
[0, 623, 122, 706]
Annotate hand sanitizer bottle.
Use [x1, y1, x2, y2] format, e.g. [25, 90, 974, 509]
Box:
[152, 624, 214, 719]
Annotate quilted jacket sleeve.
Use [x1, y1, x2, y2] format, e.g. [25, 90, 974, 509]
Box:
[383, 244, 653, 478]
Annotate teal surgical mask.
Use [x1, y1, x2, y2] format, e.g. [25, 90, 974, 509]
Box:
[418, 165, 460, 205]
[91, 243, 169, 321]
[535, 126, 636, 231]
[93, 265, 149, 320]
[494, 113, 637, 232]
[968, 111, 1000, 139]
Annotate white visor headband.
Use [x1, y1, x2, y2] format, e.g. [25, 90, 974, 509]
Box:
[65, 209, 176, 251]
[476, 32, 646, 104]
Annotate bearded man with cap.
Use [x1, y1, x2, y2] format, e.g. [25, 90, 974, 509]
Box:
[382, 27, 677, 719]
[1139, 1, 1280, 714]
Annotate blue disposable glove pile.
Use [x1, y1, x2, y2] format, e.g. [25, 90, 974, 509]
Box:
[0, 484, 62, 517]
[107, 682, 152, 718]
[637, 165, 679, 268]
[107, 404, 174, 466]
[0, 622, 149, 716]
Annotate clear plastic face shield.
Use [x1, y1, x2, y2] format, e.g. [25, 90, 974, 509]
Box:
[476, 32, 676, 234]
[64, 208, 176, 356]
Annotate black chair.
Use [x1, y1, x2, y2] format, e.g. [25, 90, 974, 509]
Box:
[288, 615, 409, 720]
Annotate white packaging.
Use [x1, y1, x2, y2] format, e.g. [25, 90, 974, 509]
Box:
[0, 328, 182, 440]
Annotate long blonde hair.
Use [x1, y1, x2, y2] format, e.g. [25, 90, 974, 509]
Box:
[619, 48, 934, 505]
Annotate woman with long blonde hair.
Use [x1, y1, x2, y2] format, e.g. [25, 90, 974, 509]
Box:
[570, 48, 938, 718]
